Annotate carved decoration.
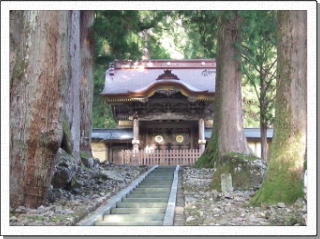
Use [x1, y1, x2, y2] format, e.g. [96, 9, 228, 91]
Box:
[156, 89, 179, 96]
[176, 135, 184, 143]
[156, 69, 180, 81]
[155, 135, 164, 143]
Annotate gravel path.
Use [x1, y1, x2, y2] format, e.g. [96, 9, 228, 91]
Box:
[182, 167, 307, 226]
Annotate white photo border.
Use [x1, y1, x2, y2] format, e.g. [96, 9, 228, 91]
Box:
[1, 1, 317, 236]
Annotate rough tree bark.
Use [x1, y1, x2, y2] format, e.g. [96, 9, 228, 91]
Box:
[214, 13, 249, 156]
[79, 11, 95, 156]
[251, 11, 307, 204]
[64, 11, 81, 158]
[10, 11, 70, 208]
[195, 11, 249, 168]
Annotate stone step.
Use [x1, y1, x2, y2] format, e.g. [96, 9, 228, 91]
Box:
[141, 181, 172, 184]
[148, 172, 173, 174]
[87, 166, 180, 226]
[148, 172, 174, 174]
[133, 188, 171, 193]
[116, 202, 167, 208]
[126, 192, 170, 198]
[151, 173, 174, 174]
[149, 172, 174, 174]
[138, 184, 171, 188]
[126, 194, 169, 200]
[140, 181, 172, 184]
[146, 175, 173, 180]
[111, 207, 166, 214]
[95, 220, 163, 226]
[102, 213, 164, 222]
[139, 182, 172, 187]
[122, 198, 168, 203]
[147, 172, 173, 174]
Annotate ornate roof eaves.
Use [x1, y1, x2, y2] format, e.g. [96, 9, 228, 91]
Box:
[101, 81, 215, 103]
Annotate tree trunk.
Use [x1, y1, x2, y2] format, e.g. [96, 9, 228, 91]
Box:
[260, 71, 269, 161]
[10, 11, 70, 208]
[251, 11, 307, 205]
[215, 13, 249, 156]
[260, 123, 268, 160]
[65, 11, 81, 159]
[79, 11, 95, 156]
[195, 11, 249, 168]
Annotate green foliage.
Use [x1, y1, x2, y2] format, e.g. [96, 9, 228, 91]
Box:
[92, 11, 171, 128]
[239, 11, 277, 129]
[80, 151, 91, 159]
[92, 64, 116, 128]
[178, 11, 220, 58]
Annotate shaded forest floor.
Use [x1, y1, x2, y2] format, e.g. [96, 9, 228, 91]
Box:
[182, 167, 307, 226]
[10, 163, 148, 225]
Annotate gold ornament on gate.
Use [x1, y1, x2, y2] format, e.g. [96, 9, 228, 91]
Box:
[155, 135, 164, 143]
[176, 135, 184, 143]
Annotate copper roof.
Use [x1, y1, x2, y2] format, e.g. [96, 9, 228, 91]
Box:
[101, 59, 216, 98]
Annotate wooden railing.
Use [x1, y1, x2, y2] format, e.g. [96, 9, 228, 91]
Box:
[120, 149, 202, 166]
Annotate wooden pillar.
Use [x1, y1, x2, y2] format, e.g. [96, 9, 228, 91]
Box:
[132, 118, 140, 151]
[132, 118, 140, 165]
[198, 118, 206, 153]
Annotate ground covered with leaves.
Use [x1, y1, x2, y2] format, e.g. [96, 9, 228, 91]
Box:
[182, 167, 307, 226]
[10, 163, 148, 226]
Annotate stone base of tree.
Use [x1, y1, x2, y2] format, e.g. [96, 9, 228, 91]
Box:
[51, 148, 79, 189]
[211, 153, 266, 192]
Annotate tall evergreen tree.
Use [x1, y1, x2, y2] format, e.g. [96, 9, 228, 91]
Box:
[251, 10, 307, 204]
[80, 11, 95, 156]
[195, 11, 250, 189]
[10, 11, 71, 208]
[10, 10, 96, 208]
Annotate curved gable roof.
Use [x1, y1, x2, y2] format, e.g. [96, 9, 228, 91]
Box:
[101, 59, 216, 99]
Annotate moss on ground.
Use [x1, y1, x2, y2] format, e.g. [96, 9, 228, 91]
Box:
[80, 151, 91, 159]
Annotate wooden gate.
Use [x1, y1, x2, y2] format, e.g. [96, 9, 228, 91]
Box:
[120, 149, 202, 166]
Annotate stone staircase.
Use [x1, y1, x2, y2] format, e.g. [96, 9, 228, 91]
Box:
[94, 166, 176, 226]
